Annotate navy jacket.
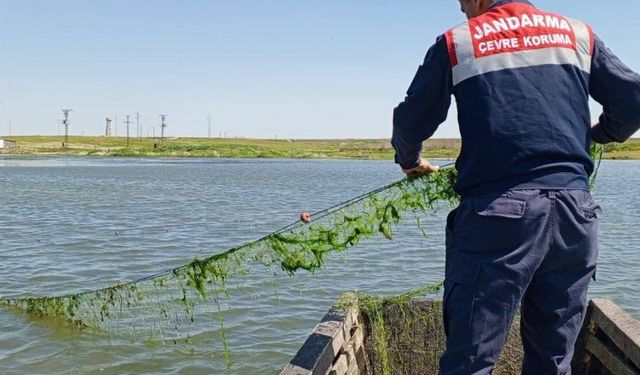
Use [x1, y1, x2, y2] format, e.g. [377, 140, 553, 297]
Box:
[392, 0, 640, 197]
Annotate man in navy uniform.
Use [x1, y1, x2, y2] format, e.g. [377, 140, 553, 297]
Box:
[391, 0, 640, 373]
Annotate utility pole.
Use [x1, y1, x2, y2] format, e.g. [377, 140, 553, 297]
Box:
[159, 114, 167, 143]
[61, 109, 72, 147]
[114, 115, 118, 137]
[135, 112, 140, 139]
[8, 120, 11, 137]
[124, 115, 132, 147]
[208, 113, 212, 138]
[105, 118, 113, 136]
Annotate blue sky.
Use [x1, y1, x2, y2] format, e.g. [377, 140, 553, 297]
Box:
[1, 0, 639, 139]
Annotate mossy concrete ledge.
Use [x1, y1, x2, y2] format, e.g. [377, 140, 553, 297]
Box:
[282, 295, 640, 375]
[281, 294, 364, 375]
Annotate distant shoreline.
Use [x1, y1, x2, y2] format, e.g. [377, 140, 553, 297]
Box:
[0, 136, 638, 160]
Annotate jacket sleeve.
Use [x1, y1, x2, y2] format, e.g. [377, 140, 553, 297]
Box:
[391, 35, 453, 169]
[590, 35, 640, 144]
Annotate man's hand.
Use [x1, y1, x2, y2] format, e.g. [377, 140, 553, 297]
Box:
[402, 158, 440, 176]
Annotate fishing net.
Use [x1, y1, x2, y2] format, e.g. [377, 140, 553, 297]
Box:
[0, 165, 459, 345]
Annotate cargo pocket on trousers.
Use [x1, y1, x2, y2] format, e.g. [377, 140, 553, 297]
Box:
[475, 195, 526, 219]
[443, 260, 480, 337]
[454, 195, 527, 252]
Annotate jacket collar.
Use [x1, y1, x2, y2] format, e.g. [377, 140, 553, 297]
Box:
[490, 0, 534, 10]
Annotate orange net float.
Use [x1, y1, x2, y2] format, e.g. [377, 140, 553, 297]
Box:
[300, 212, 311, 224]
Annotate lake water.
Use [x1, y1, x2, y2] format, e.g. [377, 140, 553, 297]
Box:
[0, 157, 638, 374]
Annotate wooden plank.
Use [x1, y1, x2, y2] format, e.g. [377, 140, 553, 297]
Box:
[282, 311, 348, 375]
[324, 320, 348, 366]
[329, 293, 359, 368]
[585, 335, 637, 375]
[333, 311, 357, 360]
[330, 324, 364, 375]
[343, 340, 356, 367]
[346, 357, 359, 375]
[329, 354, 348, 375]
[349, 327, 364, 362]
[353, 326, 364, 349]
[281, 364, 312, 375]
[282, 293, 361, 375]
[590, 299, 640, 368]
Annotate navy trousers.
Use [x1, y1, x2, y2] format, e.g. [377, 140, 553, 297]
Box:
[439, 189, 600, 375]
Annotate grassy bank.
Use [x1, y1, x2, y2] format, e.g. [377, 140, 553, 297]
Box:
[599, 139, 640, 159]
[0, 136, 460, 160]
[1, 135, 639, 159]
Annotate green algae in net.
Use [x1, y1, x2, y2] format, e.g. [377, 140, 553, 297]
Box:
[1, 166, 459, 340]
